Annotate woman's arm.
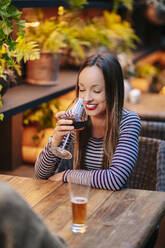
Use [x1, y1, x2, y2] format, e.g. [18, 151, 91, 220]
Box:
[34, 110, 74, 179]
[63, 112, 141, 191]
[34, 136, 62, 179]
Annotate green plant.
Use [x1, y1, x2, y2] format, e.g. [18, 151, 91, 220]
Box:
[23, 94, 74, 131]
[0, 0, 40, 75]
[113, 0, 133, 11]
[24, 0, 89, 62]
[23, 99, 60, 131]
[0, 0, 40, 120]
[135, 64, 159, 78]
[25, 0, 139, 64]
[85, 11, 139, 54]
[134, 63, 165, 93]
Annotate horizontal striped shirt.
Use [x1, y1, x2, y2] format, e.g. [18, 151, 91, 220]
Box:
[35, 109, 141, 191]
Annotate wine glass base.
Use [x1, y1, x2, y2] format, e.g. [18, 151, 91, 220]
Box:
[52, 147, 72, 159]
[71, 223, 87, 233]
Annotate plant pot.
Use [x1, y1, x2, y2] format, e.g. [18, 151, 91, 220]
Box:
[26, 53, 61, 86]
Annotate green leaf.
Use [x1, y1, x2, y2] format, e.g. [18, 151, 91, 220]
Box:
[69, 0, 88, 9]
[0, 113, 4, 121]
[15, 37, 40, 62]
[18, 20, 26, 31]
[0, 0, 11, 9]
[113, 0, 133, 11]
[0, 20, 12, 35]
[6, 40, 17, 51]
[6, 6, 21, 20]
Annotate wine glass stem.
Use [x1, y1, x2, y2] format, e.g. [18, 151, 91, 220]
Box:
[61, 133, 70, 149]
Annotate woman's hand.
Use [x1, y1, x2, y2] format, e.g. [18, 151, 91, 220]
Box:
[48, 171, 65, 182]
[52, 111, 74, 147]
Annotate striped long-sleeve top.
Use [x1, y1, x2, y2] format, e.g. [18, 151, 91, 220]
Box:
[35, 109, 141, 191]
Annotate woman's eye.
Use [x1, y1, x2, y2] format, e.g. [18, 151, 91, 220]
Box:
[94, 90, 101, 93]
[79, 89, 85, 92]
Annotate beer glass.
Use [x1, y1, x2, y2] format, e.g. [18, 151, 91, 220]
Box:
[51, 98, 87, 159]
[68, 173, 91, 233]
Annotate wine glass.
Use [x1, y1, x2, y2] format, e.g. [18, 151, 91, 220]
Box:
[51, 98, 87, 159]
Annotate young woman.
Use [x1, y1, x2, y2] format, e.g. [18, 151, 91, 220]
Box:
[35, 53, 141, 190]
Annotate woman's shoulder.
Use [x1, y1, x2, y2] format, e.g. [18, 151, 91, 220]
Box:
[120, 109, 141, 133]
[121, 109, 141, 123]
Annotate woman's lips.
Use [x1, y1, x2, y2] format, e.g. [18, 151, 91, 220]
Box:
[85, 104, 97, 111]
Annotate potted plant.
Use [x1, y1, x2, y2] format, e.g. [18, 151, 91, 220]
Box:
[24, 0, 139, 82]
[0, 0, 40, 120]
[24, 0, 90, 85]
[56, 3, 140, 67]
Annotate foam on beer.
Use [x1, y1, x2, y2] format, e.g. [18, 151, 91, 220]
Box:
[71, 196, 88, 204]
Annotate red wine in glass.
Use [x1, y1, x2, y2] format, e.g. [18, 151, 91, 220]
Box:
[51, 98, 87, 159]
[67, 116, 88, 129]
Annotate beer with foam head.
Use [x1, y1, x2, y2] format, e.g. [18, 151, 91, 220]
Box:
[68, 173, 91, 233]
[71, 196, 88, 224]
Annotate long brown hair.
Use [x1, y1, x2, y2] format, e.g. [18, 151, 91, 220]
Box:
[73, 53, 124, 170]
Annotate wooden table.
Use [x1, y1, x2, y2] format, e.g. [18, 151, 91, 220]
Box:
[125, 93, 165, 121]
[1, 174, 165, 248]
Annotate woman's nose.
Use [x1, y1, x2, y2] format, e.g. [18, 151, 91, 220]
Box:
[83, 92, 93, 102]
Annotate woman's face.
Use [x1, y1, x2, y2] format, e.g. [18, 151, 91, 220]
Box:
[78, 65, 106, 118]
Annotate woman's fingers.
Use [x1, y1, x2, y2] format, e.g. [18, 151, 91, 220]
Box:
[55, 116, 74, 133]
[55, 111, 66, 120]
[57, 119, 73, 125]
[55, 126, 74, 132]
[52, 111, 74, 147]
[55, 119, 74, 131]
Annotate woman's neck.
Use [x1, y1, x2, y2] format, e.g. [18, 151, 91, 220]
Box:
[90, 116, 106, 138]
